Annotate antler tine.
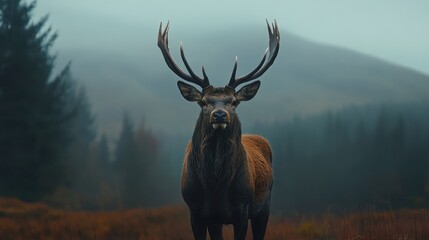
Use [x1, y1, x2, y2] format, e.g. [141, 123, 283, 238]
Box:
[228, 50, 267, 88]
[180, 43, 210, 87]
[157, 21, 210, 89]
[227, 20, 280, 89]
[228, 56, 238, 86]
[202, 65, 209, 81]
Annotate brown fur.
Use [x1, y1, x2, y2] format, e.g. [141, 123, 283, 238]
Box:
[181, 142, 191, 191]
[242, 134, 273, 203]
[181, 134, 272, 205]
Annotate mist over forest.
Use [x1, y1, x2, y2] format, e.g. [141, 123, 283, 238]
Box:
[57, 27, 429, 137]
[1, 0, 429, 216]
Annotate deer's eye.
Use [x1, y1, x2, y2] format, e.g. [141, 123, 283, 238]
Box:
[199, 101, 207, 107]
[231, 100, 239, 107]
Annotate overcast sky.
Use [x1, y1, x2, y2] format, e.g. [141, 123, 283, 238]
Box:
[34, 0, 429, 75]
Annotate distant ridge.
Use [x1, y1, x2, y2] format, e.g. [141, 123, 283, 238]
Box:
[59, 27, 429, 136]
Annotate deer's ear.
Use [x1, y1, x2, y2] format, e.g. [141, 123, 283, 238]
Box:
[235, 81, 261, 101]
[177, 81, 203, 102]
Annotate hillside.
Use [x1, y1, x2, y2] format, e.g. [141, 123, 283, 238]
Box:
[57, 27, 429, 136]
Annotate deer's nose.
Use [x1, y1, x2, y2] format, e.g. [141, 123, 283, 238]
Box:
[211, 110, 228, 122]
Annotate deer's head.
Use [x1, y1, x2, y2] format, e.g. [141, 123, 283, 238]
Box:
[158, 21, 280, 130]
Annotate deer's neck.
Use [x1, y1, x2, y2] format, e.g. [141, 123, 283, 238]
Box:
[190, 113, 245, 191]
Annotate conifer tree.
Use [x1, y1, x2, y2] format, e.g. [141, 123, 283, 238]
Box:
[0, 0, 73, 201]
[114, 112, 138, 207]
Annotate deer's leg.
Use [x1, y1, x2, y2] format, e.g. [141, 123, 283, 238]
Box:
[233, 206, 249, 240]
[190, 211, 207, 240]
[251, 204, 270, 240]
[208, 223, 223, 240]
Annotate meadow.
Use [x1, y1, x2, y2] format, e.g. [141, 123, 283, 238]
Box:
[0, 198, 428, 239]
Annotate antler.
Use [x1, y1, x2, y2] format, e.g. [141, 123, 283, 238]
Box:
[227, 20, 280, 89]
[158, 21, 211, 89]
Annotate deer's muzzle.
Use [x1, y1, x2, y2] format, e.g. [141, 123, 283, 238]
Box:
[210, 110, 229, 129]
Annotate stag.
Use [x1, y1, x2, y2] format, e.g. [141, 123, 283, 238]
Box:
[158, 20, 280, 240]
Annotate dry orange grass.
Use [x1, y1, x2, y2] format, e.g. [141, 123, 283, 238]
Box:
[1, 198, 429, 239]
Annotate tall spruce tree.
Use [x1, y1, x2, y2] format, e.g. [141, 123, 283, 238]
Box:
[56, 74, 98, 208]
[113, 114, 162, 208]
[61, 78, 96, 186]
[114, 112, 139, 207]
[0, 0, 73, 201]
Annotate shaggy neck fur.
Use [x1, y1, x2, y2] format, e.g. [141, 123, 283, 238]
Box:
[190, 112, 246, 192]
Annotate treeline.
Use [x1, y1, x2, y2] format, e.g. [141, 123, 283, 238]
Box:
[0, 0, 180, 210]
[256, 103, 429, 214]
[59, 112, 178, 210]
[3, 0, 429, 214]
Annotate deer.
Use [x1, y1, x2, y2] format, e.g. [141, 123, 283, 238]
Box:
[158, 20, 280, 240]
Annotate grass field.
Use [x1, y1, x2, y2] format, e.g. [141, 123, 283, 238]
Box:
[1, 198, 428, 239]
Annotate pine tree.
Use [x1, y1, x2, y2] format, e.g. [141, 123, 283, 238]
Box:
[134, 120, 160, 206]
[99, 134, 110, 161]
[0, 0, 73, 201]
[61, 77, 96, 186]
[96, 133, 124, 210]
[113, 114, 162, 208]
[113, 112, 139, 207]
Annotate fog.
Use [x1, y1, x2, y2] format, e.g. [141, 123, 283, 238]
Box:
[35, 0, 429, 75]
[2, 0, 429, 214]
[28, 0, 429, 137]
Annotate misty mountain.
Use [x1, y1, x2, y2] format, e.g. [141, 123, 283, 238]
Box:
[57, 27, 429, 137]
